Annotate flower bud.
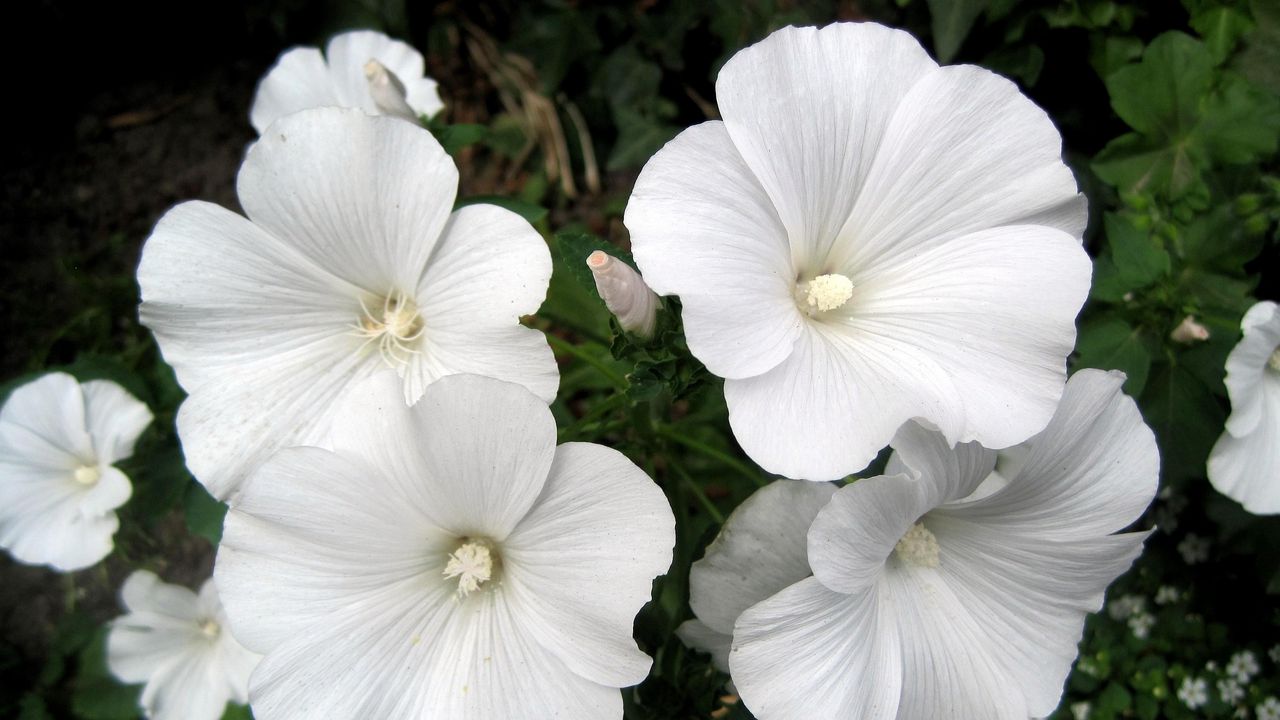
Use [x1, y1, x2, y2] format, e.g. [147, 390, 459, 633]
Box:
[363, 60, 419, 123]
[587, 250, 658, 338]
[1170, 315, 1210, 344]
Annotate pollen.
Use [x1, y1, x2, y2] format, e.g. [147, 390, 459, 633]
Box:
[443, 540, 494, 597]
[802, 273, 854, 314]
[73, 464, 101, 486]
[353, 289, 425, 368]
[894, 522, 941, 568]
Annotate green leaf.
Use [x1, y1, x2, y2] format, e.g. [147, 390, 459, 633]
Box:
[122, 448, 190, 523]
[1093, 132, 1207, 200]
[607, 109, 679, 171]
[1198, 72, 1280, 164]
[554, 232, 635, 301]
[927, 0, 990, 62]
[1190, 7, 1255, 64]
[1075, 316, 1152, 395]
[1103, 213, 1170, 289]
[432, 123, 488, 157]
[71, 629, 142, 720]
[454, 195, 548, 224]
[1106, 32, 1212, 138]
[1141, 365, 1225, 481]
[220, 704, 253, 720]
[1236, 0, 1280, 93]
[1090, 35, 1144, 78]
[184, 481, 227, 545]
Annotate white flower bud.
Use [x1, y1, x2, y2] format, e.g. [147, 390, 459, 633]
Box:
[363, 59, 419, 123]
[1170, 315, 1210, 344]
[587, 250, 658, 338]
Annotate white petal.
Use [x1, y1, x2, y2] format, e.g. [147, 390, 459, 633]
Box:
[626, 121, 803, 379]
[121, 569, 202, 618]
[944, 369, 1159, 537]
[730, 577, 901, 720]
[0, 372, 91, 466]
[502, 442, 675, 687]
[108, 571, 201, 682]
[836, 64, 1085, 271]
[237, 107, 458, 293]
[76, 465, 132, 517]
[714, 23, 937, 270]
[1222, 301, 1280, 437]
[325, 30, 437, 116]
[688, 480, 837, 635]
[249, 47, 339, 134]
[140, 649, 234, 720]
[0, 461, 118, 571]
[1209, 375, 1280, 514]
[80, 380, 152, 465]
[675, 619, 732, 672]
[408, 204, 557, 402]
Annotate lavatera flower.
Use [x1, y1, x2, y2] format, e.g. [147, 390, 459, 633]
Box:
[215, 372, 675, 719]
[250, 29, 443, 133]
[138, 107, 557, 500]
[681, 369, 1158, 719]
[108, 570, 262, 720]
[0, 373, 152, 571]
[625, 22, 1091, 480]
[1208, 300, 1280, 514]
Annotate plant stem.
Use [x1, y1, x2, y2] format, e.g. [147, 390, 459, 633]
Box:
[545, 334, 628, 390]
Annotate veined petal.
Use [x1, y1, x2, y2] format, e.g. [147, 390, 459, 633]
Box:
[626, 121, 802, 379]
[237, 107, 458, 293]
[944, 369, 1159, 537]
[1209, 379, 1280, 514]
[0, 372, 91, 465]
[81, 380, 152, 466]
[731, 578, 901, 720]
[715, 23, 937, 271]
[249, 47, 339, 134]
[139, 650, 234, 720]
[689, 480, 837, 636]
[1222, 301, 1280, 437]
[503, 442, 674, 687]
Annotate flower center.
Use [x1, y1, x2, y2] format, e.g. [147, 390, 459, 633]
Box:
[798, 273, 854, 315]
[1269, 347, 1280, 374]
[894, 522, 940, 568]
[73, 464, 101, 485]
[199, 618, 220, 640]
[443, 539, 497, 597]
[353, 290, 425, 367]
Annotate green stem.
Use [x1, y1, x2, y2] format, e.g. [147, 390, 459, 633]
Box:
[657, 425, 765, 487]
[669, 457, 725, 524]
[545, 334, 628, 390]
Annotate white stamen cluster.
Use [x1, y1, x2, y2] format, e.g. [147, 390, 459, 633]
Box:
[353, 290, 425, 368]
[894, 522, 940, 568]
[443, 541, 494, 596]
[802, 273, 854, 314]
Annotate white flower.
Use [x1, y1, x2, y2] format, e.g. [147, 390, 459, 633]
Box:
[250, 29, 443, 133]
[1071, 701, 1091, 720]
[587, 251, 659, 338]
[1155, 586, 1181, 605]
[107, 570, 261, 720]
[138, 107, 557, 500]
[1209, 301, 1280, 514]
[1221, 678, 1247, 704]
[1171, 315, 1211, 344]
[1179, 677, 1209, 709]
[625, 22, 1091, 480]
[1108, 593, 1146, 620]
[1229, 650, 1261, 683]
[1260, 697, 1280, 720]
[1179, 533, 1212, 564]
[0, 373, 152, 571]
[1128, 611, 1155, 639]
[690, 369, 1155, 718]
[215, 373, 675, 719]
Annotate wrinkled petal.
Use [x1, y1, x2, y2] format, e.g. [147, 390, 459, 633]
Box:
[81, 380, 152, 466]
[0, 372, 91, 465]
[238, 107, 458, 293]
[249, 47, 338, 134]
[1209, 378, 1280, 514]
[731, 577, 901, 720]
[627, 121, 802, 379]
[946, 369, 1159, 537]
[1221, 301, 1280, 437]
[689, 480, 836, 635]
[503, 442, 675, 687]
[0, 459, 118, 571]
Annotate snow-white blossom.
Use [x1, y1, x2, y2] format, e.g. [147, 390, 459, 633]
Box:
[250, 29, 443, 133]
[138, 107, 557, 500]
[1155, 586, 1181, 605]
[107, 570, 261, 720]
[1108, 593, 1146, 620]
[1179, 533, 1212, 565]
[215, 373, 675, 719]
[1180, 677, 1209, 709]
[587, 251, 659, 338]
[1209, 300, 1280, 514]
[625, 21, 1090, 480]
[1221, 678, 1247, 704]
[1071, 701, 1091, 720]
[0, 373, 152, 571]
[688, 369, 1155, 718]
[1260, 697, 1280, 720]
[1229, 650, 1261, 683]
[1128, 611, 1155, 639]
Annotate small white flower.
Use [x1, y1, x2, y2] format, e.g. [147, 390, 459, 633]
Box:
[1179, 533, 1211, 564]
[1229, 650, 1261, 683]
[625, 22, 1091, 480]
[107, 570, 261, 720]
[587, 251, 660, 338]
[250, 29, 443, 133]
[1221, 678, 1247, 704]
[138, 107, 557, 499]
[1209, 301, 1280, 514]
[1071, 701, 1091, 720]
[1128, 611, 1155, 639]
[1108, 593, 1146, 620]
[1270, 644, 1280, 663]
[1260, 697, 1280, 720]
[1155, 586, 1181, 605]
[689, 369, 1156, 718]
[215, 373, 675, 719]
[1179, 677, 1209, 709]
[0, 373, 152, 571]
[1171, 315, 1211, 344]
